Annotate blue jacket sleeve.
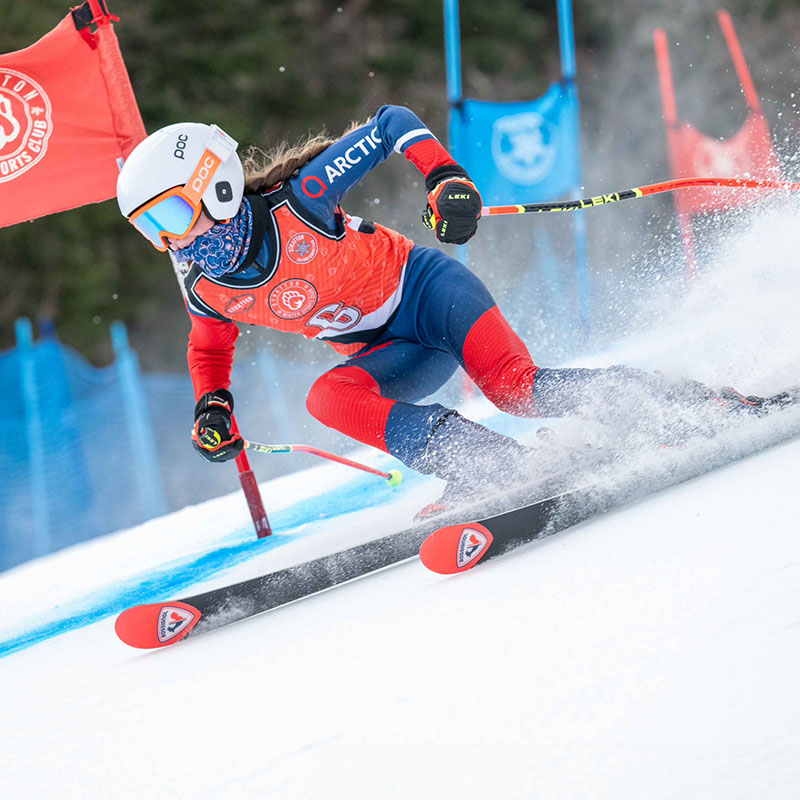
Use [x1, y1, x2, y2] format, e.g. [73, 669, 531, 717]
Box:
[288, 105, 448, 223]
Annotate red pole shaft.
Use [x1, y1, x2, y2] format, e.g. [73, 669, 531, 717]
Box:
[235, 450, 271, 538]
[232, 414, 271, 539]
[481, 176, 800, 216]
[290, 445, 393, 480]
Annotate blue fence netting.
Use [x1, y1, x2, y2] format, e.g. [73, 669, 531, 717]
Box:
[0, 318, 374, 573]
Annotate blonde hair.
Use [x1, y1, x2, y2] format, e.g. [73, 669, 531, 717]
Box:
[242, 119, 367, 193]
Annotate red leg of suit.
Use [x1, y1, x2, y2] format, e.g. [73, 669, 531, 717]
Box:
[306, 366, 394, 453]
[461, 306, 539, 417]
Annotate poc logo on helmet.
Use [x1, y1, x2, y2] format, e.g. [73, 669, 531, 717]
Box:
[173, 133, 188, 159]
[191, 154, 218, 193]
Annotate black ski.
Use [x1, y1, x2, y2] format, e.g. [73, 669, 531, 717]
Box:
[114, 521, 434, 648]
[421, 386, 800, 574]
[116, 385, 800, 648]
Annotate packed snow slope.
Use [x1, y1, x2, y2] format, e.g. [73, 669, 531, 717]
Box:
[1, 428, 800, 799]
[2, 207, 800, 798]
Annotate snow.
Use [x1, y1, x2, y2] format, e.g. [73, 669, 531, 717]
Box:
[3, 206, 800, 797]
[2, 436, 800, 799]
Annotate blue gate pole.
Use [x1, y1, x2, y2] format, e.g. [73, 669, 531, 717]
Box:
[557, 0, 591, 341]
[443, 0, 463, 159]
[443, 0, 472, 267]
[16, 318, 49, 558]
[443, 0, 475, 401]
[110, 321, 167, 520]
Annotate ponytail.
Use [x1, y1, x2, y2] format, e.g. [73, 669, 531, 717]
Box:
[242, 118, 368, 193]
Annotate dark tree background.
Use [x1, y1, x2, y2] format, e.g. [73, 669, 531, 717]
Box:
[2, 0, 799, 367]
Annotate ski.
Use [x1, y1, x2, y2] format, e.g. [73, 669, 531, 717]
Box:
[116, 385, 800, 648]
[115, 521, 433, 648]
[114, 464, 583, 649]
[419, 491, 576, 574]
[115, 449, 601, 649]
[421, 387, 800, 575]
[418, 483, 629, 574]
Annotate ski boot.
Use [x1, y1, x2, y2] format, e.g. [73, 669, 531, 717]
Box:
[718, 386, 796, 416]
[412, 411, 532, 521]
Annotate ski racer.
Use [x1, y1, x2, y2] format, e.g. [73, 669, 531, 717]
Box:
[116, 106, 773, 516]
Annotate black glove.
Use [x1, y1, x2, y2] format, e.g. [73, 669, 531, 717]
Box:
[191, 389, 244, 463]
[421, 164, 482, 245]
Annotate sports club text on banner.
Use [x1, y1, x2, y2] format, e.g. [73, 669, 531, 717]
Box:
[0, 0, 145, 228]
[455, 83, 581, 206]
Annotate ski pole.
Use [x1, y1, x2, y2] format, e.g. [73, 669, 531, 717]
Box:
[234, 448, 272, 539]
[168, 250, 273, 541]
[481, 176, 800, 217]
[243, 440, 403, 486]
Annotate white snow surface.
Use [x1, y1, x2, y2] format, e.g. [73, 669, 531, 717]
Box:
[3, 207, 800, 798]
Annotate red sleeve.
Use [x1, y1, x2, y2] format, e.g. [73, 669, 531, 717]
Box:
[187, 311, 239, 400]
[403, 138, 457, 176]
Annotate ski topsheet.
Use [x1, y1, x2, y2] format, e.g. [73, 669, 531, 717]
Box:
[116, 391, 800, 649]
[420, 390, 800, 574]
[114, 460, 595, 649]
[115, 522, 433, 649]
[419, 495, 568, 574]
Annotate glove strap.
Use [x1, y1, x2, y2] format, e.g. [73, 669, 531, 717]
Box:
[424, 163, 470, 193]
[194, 388, 234, 420]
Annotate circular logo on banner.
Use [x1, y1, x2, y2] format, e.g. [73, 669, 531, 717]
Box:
[269, 279, 318, 320]
[491, 111, 557, 186]
[0, 68, 53, 183]
[285, 232, 319, 264]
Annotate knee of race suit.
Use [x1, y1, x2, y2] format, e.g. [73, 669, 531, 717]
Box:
[306, 365, 452, 464]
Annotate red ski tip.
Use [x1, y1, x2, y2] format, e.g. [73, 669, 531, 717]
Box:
[419, 522, 494, 574]
[115, 601, 202, 649]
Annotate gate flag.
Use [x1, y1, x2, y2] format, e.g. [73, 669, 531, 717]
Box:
[455, 82, 581, 206]
[0, 0, 146, 228]
[654, 11, 781, 277]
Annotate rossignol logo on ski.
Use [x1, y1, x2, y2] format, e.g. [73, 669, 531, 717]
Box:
[157, 606, 196, 643]
[0, 68, 53, 182]
[456, 527, 490, 568]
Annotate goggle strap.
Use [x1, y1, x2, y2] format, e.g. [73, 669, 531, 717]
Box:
[205, 124, 238, 162]
[182, 149, 221, 206]
[181, 125, 239, 206]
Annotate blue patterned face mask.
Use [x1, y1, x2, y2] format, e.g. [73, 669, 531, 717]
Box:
[172, 198, 253, 277]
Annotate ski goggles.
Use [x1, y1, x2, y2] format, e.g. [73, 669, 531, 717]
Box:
[128, 187, 204, 251]
[128, 125, 237, 251]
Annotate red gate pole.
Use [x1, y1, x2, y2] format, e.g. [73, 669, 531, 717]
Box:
[653, 28, 699, 279]
[717, 10, 761, 113]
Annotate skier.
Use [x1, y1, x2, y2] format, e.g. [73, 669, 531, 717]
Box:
[116, 106, 772, 516]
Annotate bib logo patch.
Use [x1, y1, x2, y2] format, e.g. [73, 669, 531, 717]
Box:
[285, 232, 319, 264]
[0, 68, 53, 183]
[269, 279, 318, 320]
[456, 527, 490, 568]
[224, 293, 256, 315]
[157, 606, 196, 643]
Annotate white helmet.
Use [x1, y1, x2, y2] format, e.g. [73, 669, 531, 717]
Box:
[117, 122, 244, 250]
